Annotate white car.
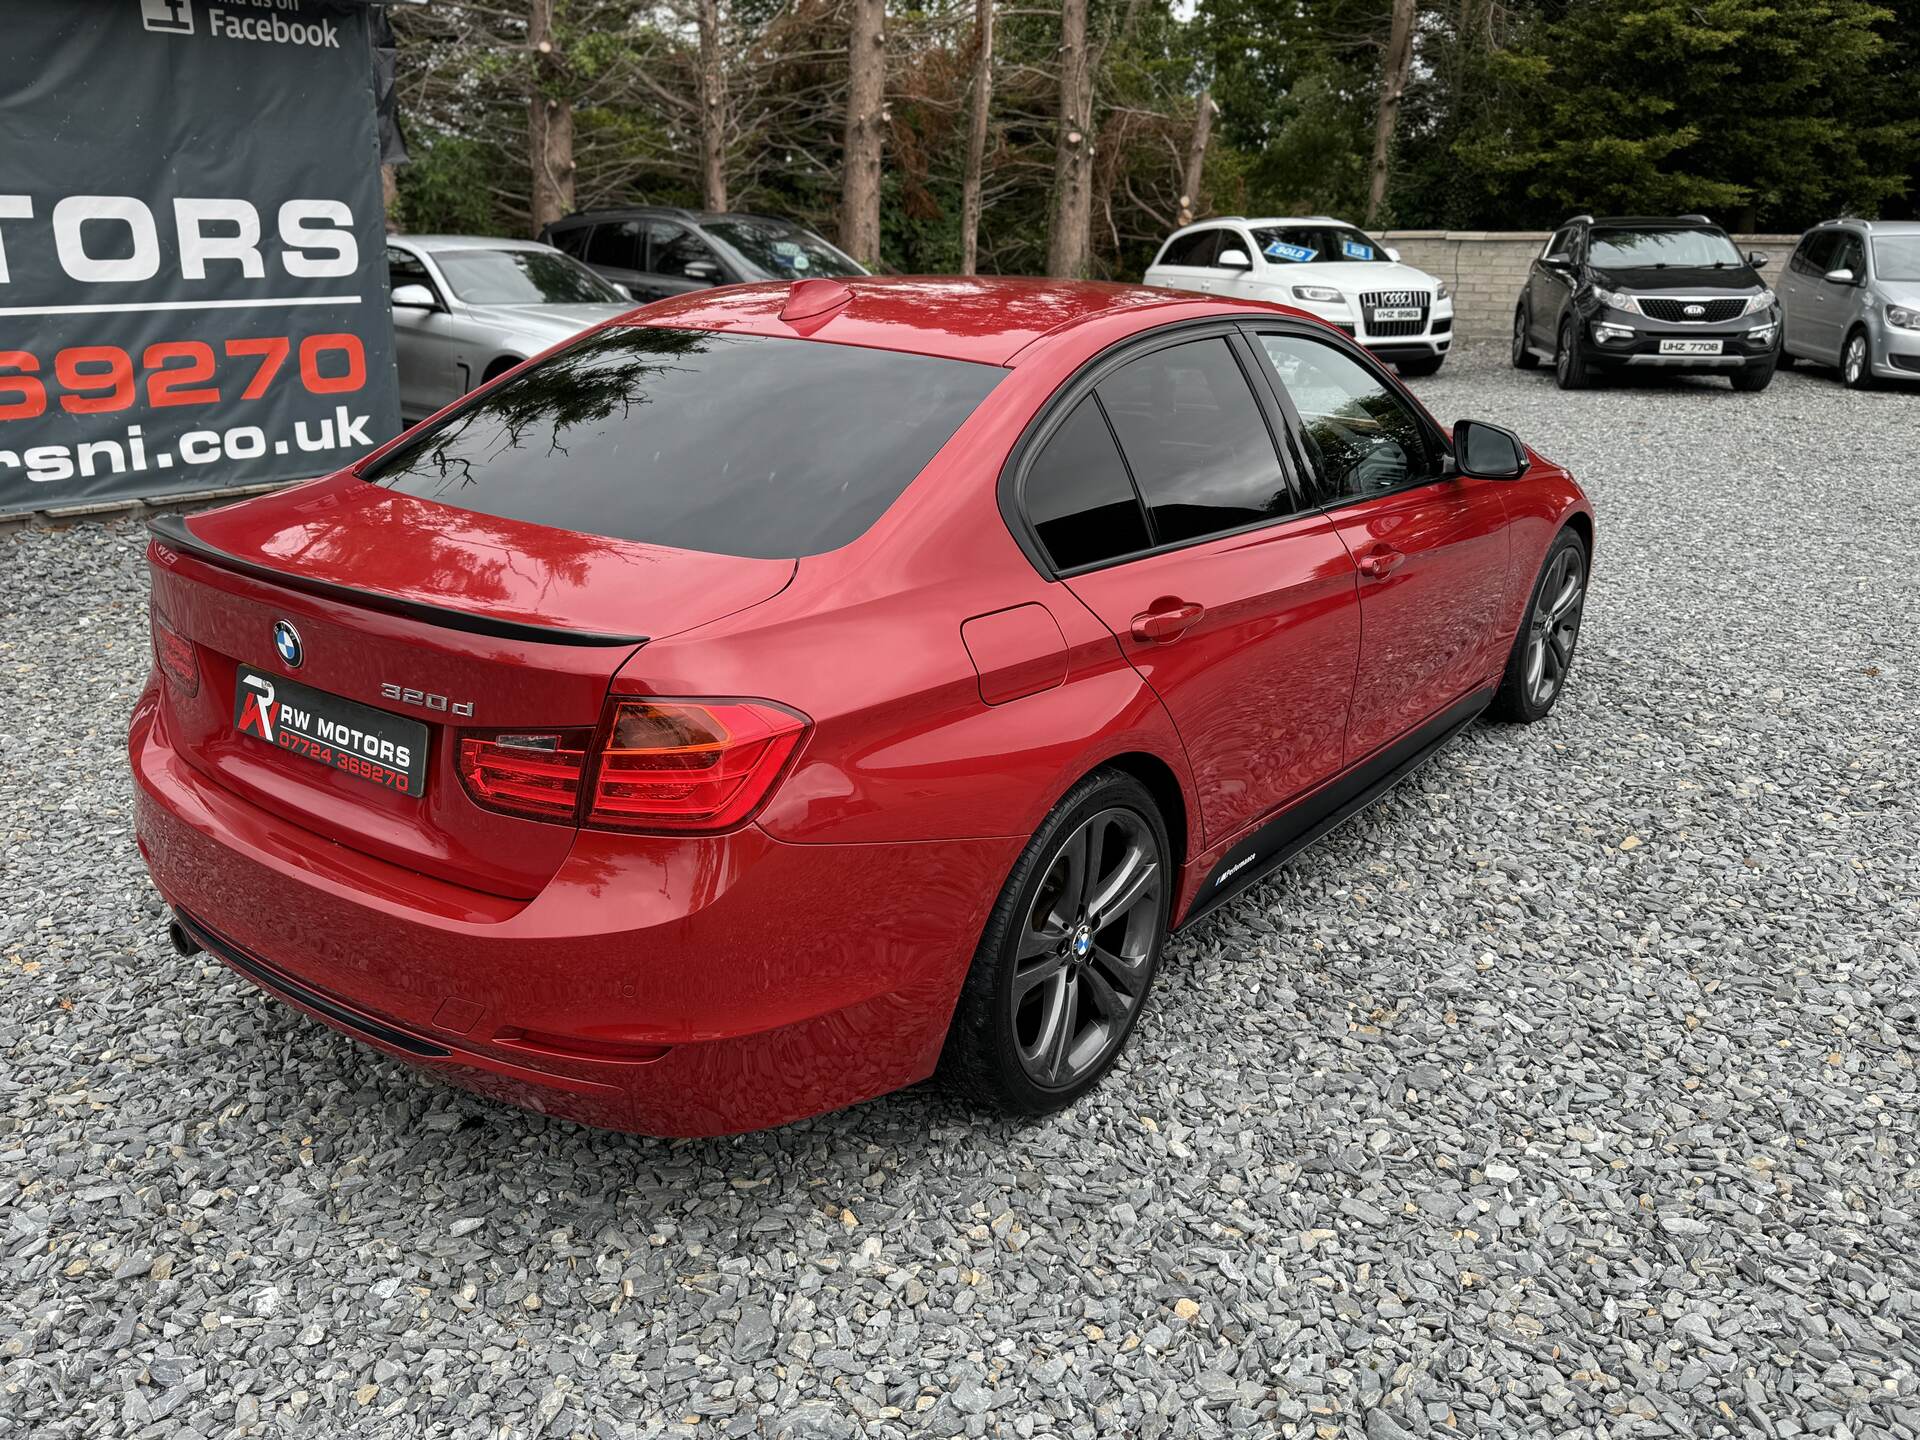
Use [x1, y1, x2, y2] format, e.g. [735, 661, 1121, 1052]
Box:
[1144, 217, 1454, 375]
[387, 236, 635, 423]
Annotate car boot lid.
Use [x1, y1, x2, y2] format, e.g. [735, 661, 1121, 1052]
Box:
[153, 473, 795, 646]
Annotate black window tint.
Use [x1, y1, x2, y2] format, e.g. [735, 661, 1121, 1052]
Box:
[549, 225, 590, 259]
[1160, 230, 1219, 267]
[1097, 338, 1293, 545]
[1829, 232, 1865, 275]
[363, 328, 1003, 559]
[1799, 232, 1839, 273]
[1257, 334, 1437, 502]
[1024, 398, 1150, 570]
[1544, 228, 1573, 260]
[585, 220, 643, 270]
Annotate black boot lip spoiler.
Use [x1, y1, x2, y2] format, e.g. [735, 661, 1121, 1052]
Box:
[147, 511, 649, 649]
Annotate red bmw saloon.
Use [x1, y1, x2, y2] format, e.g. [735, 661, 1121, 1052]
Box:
[130, 276, 1593, 1136]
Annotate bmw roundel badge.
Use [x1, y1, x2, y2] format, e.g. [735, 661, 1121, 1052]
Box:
[273, 620, 303, 669]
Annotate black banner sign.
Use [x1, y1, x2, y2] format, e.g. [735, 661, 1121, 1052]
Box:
[0, 0, 402, 515]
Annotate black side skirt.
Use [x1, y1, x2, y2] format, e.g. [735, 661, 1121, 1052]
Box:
[1177, 687, 1492, 930]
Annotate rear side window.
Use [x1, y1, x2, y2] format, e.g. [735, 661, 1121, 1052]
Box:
[363, 328, 1003, 559]
[1023, 398, 1151, 570]
[1096, 338, 1294, 545]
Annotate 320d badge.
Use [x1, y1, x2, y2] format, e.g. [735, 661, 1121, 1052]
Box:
[130, 276, 1594, 1137]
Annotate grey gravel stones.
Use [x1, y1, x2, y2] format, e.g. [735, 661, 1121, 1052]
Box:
[3, 346, 1917, 1436]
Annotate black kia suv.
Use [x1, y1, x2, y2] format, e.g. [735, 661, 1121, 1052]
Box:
[541, 207, 867, 304]
[1511, 215, 1780, 391]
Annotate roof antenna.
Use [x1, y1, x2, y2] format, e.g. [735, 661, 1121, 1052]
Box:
[781, 278, 854, 322]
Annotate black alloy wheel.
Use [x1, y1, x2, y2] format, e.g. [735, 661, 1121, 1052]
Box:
[1512, 306, 1539, 369]
[940, 770, 1171, 1115]
[1489, 529, 1588, 723]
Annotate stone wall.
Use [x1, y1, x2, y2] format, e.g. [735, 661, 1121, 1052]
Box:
[1376, 230, 1802, 344]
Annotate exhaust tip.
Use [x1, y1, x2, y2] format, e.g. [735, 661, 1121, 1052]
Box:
[167, 919, 202, 957]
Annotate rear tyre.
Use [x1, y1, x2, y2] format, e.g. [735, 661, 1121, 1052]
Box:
[1842, 328, 1875, 389]
[1511, 306, 1539, 369]
[1554, 318, 1591, 390]
[1487, 528, 1588, 725]
[1397, 356, 1445, 378]
[1731, 357, 1776, 392]
[938, 770, 1171, 1116]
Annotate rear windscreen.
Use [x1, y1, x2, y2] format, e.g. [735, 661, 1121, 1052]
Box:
[362, 327, 1004, 558]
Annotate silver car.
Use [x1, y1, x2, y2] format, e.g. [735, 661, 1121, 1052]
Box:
[1778, 219, 1920, 388]
[387, 236, 634, 422]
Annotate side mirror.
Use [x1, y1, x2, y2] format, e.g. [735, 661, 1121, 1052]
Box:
[617, 282, 637, 301]
[1384, 246, 1402, 263]
[1452, 419, 1530, 481]
[391, 283, 438, 310]
[1544, 251, 1573, 270]
[1216, 248, 1252, 270]
[1746, 250, 1770, 268]
[1823, 267, 1856, 286]
[683, 260, 722, 284]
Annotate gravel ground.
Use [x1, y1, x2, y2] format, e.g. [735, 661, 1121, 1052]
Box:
[3, 345, 1918, 1440]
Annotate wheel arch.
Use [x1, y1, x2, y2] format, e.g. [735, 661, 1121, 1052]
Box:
[1096, 749, 1191, 874]
[482, 354, 524, 383]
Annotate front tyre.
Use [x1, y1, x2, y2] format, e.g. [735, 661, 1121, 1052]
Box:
[939, 770, 1171, 1116]
[1511, 306, 1539, 369]
[1554, 318, 1591, 390]
[1487, 528, 1588, 724]
[1731, 357, 1776, 392]
[1843, 328, 1874, 389]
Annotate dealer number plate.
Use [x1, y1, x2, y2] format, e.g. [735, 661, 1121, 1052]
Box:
[1659, 339, 1723, 355]
[234, 665, 429, 796]
[1371, 307, 1422, 323]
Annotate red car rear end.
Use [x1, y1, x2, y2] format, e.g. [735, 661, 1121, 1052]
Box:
[132, 277, 1593, 1135]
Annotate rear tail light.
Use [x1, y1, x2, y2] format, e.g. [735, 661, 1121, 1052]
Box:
[151, 607, 199, 696]
[457, 699, 807, 835]
[458, 731, 591, 822]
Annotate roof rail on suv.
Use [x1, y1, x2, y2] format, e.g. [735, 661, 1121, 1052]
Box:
[1678, 214, 1713, 224]
[1561, 214, 1594, 228]
[555, 205, 699, 224]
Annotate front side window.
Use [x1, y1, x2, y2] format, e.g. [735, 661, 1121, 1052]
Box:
[1249, 225, 1384, 265]
[1257, 334, 1437, 502]
[1096, 338, 1294, 545]
[1022, 398, 1151, 571]
[386, 247, 438, 300]
[646, 224, 723, 281]
[1589, 227, 1744, 269]
[702, 219, 866, 279]
[433, 248, 627, 306]
[1828, 232, 1866, 277]
[1872, 235, 1920, 282]
[1543, 228, 1575, 262]
[363, 328, 1003, 559]
[585, 221, 644, 271]
[1158, 230, 1220, 268]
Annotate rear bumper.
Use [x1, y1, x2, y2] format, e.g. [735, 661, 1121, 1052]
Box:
[130, 680, 1019, 1135]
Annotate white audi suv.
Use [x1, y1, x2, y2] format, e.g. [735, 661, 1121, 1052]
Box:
[1144, 216, 1454, 375]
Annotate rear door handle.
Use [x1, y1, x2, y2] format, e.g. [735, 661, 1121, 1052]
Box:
[1357, 546, 1404, 579]
[1130, 601, 1205, 642]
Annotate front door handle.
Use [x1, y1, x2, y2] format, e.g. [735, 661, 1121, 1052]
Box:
[1130, 601, 1205, 642]
[1357, 546, 1405, 579]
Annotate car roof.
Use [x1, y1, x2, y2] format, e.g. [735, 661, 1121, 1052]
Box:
[548, 207, 818, 230]
[1584, 216, 1722, 229]
[618, 275, 1213, 367]
[393, 234, 560, 253]
[1814, 217, 1920, 234]
[1164, 215, 1353, 236]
